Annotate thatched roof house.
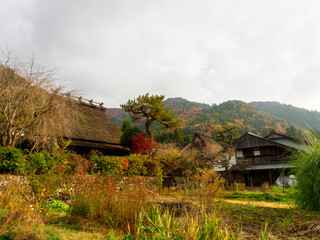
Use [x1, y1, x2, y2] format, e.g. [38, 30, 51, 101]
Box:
[68, 97, 128, 156]
[181, 131, 223, 156]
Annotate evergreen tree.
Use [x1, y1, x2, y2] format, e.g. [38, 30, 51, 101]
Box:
[285, 124, 304, 139]
[119, 119, 142, 148]
[213, 126, 240, 147]
[121, 93, 181, 153]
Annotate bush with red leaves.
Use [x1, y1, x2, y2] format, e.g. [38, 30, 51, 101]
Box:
[131, 133, 156, 154]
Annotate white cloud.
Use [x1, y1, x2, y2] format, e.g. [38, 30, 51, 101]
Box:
[1, 0, 320, 110]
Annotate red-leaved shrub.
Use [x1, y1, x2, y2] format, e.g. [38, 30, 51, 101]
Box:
[131, 133, 156, 154]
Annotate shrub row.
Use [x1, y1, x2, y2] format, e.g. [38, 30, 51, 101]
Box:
[0, 146, 160, 176]
[0, 146, 89, 175]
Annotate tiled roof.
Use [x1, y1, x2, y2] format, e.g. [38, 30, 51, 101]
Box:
[230, 162, 295, 171]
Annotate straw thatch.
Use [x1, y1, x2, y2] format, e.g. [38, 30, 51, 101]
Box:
[181, 131, 223, 156]
[68, 100, 128, 155]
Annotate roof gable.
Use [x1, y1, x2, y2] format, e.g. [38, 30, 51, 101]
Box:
[233, 132, 285, 149]
[181, 131, 222, 154]
[265, 130, 300, 142]
[233, 130, 305, 150]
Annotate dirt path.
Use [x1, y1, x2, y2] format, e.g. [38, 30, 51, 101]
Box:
[217, 198, 295, 209]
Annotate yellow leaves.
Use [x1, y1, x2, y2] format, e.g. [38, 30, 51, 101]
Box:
[54, 140, 72, 153]
[234, 119, 244, 126]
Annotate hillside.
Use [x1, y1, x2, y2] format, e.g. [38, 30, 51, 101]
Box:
[249, 101, 320, 131]
[105, 108, 128, 127]
[106, 98, 290, 137]
[166, 99, 288, 136]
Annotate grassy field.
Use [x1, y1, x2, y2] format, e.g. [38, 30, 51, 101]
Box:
[6, 197, 319, 240]
[217, 201, 320, 239]
[221, 186, 297, 205]
[1, 179, 320, 240]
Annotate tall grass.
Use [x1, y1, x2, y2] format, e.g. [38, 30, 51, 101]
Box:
[125, 205, 273, 240]
[71, 176, 152, 233]
[0, 181, 46, 239]
[128, 205, 239, 240]
[294, 131, 320, 211]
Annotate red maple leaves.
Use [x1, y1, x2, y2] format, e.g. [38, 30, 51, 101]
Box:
[131, 133, 156, 154]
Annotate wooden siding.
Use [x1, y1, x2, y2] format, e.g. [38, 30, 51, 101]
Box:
[234, 133, 283, 149]
[236, 146, 285, 165]
[237, 154, 283, 165]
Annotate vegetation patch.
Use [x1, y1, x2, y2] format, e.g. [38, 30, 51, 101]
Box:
[222, 187, 296, 205]
[217, 201, 320, 239]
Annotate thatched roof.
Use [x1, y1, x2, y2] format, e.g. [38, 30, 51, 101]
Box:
[68, 98, 128, 155]
[71, 103, 121, 144]
[181, 131, 223, 155]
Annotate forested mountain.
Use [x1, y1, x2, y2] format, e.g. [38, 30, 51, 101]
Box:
[249, 101, 320, 131]
[105, 108, 128, 127]
[106, 98, 291, 139]
[164, 98, 288, 137]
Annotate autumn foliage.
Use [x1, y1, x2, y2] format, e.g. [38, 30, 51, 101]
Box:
[131, 132, 157, 154]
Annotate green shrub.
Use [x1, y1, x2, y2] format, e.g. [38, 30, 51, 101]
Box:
[0, 146, 24, 174]
[124, 154, 148, 176]
[294, 132, 320, 211]
[223, 191, 282, 202]
[26, 151, 56, 175]
[87, 150, 103, 173]
[27, 173, 73, 213]
[95, 156, 121, 175]
[155, 148, 182, 177]
[55, 152, 89, 175]
[46, 200, 69, 212]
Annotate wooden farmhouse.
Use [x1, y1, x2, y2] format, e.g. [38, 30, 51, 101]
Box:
[68, 97, 129, 156]
[229, 130, 304, 186]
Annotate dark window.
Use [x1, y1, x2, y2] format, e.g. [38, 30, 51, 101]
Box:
[243, 148, 254, 158]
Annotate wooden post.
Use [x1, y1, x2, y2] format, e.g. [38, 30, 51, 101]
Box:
[268, 170, 273, 184]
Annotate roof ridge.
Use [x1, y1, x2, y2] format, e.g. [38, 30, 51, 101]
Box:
[61, 92, 106, 110]
[195, 131, 212, 138]
[265, 129, 302, 142]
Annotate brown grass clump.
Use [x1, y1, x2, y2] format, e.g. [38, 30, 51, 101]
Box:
[71, 175, 153, 234]
[0, 181, 46, 239]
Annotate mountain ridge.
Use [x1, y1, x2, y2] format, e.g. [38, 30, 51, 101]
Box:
[105, 98, 319, 140]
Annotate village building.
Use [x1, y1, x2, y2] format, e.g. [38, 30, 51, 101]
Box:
[181, 131, 223, 158]
[229, 130, 304, 186]
[67, 96, 129, 156]
[181, 131, 224, 171]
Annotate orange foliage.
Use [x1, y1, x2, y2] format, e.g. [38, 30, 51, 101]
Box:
[120, 158, 129, 171]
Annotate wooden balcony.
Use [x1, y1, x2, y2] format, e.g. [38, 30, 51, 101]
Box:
[237, 154, 283, 165]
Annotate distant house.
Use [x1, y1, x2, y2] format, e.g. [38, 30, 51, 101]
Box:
[68, 97, 129, 156]
[181, 131, 223, 155]
[229, 130, 304, 186]
[181, 131, 223, 164]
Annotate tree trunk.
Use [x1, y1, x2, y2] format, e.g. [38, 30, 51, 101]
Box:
[145, 120, 153, 155]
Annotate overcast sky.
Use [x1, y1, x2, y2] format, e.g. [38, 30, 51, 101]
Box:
[1, 0, 320, 111]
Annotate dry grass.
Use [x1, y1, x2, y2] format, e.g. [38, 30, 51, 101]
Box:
[71, 175, 154, 234]
[0, 181, 47, 239]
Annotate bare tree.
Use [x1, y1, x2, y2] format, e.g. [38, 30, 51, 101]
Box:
[0, 52, 77, 151]
[214, 145, 235, 184]
[180, 144, 222, 176]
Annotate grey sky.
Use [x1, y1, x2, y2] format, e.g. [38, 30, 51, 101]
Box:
[1, 0, 320, 111]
